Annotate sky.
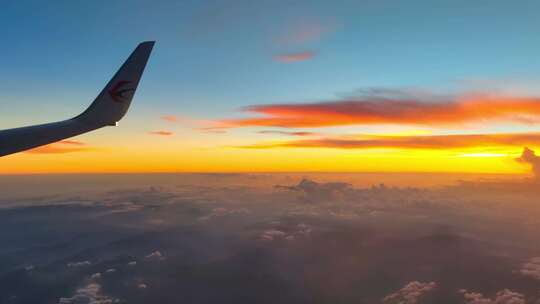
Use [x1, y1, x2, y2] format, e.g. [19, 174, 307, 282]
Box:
[1, 0, 540, 174]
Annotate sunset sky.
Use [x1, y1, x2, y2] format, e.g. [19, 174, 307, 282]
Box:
[2, 0, 540, 174]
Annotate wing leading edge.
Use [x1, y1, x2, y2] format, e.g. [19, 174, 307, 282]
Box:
[0, 41, 154, 157]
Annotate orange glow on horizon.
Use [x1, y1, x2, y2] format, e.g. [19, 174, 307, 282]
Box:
[0, 142, 534, 175]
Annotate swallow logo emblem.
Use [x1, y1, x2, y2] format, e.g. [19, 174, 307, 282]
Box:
[108, 80, 134, 103]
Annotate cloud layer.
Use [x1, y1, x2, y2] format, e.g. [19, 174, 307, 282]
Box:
[218, 90, 540, 128]
[4, 173, 540, 303]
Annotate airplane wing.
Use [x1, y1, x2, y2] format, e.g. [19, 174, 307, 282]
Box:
[0, 41, 155, 157]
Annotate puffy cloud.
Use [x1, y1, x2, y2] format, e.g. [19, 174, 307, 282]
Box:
[259, 229, 286, 241]
[67, 261, 91, 267]
[518, 257, 540, 280]
[105, 268, 116, 273]
[216, 90, 540, 128]
[259, 223, 312, 241]
[276, 178, 351, 203]
[145, 251, 163, 259]
[382, 281, 436, 304]
[460, 289, 525, 304]
[58, 283, 117, 304]
[516, 147, 540, 178]
[137, 283, 147, 289]
[90, 273, 102, 279]
[148, 131, 174, 136]
[198, 207, 250, 221]
[273, 51, 315, 63]
[241, 133, 540, 150]
[127, 261, 137, 266]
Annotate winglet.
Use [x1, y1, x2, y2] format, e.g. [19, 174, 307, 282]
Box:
[74, 41, 155, 127]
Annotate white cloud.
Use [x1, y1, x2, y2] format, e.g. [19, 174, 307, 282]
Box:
[127, 261, 137, 266]
[198, 207, 250, 221]
[259, 222, 313, 241]
[58, 283, 118, 304]
[259, 229, 286, 241]
[145, 250, 163, 259]
[276, 178, 351, 203]
[138, 283, 147, 289]
[105, 268, 116, 273]
[519, 257, 540, 280]
[91, 273, 101, 279]
[67, 261, 91, 267]
[383, 281, 436, 304]
[460, 289, 526, 304]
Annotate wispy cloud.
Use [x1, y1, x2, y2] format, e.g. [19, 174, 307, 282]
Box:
[59, 140, 85, 146]
[149, 131, 174, 136]
[276, 18, 338, 45]
[161, 115, 178, 123]
[201, 128, 227, 134]
[25, 140, 92, 154]
[273, 51, 316, 63]
[216, 89, 540, 128]
[238, 133, 540, 150]
[257, 130, 319, 136]
[160, 114, 224, 133]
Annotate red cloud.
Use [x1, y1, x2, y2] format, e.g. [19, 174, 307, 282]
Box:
[218, 92, 540, 128]
[149, 131, 174, 136]
[273, 51, 315, 63]
[239, 133, 540, 150]
[58, 140, 85, 145]
[161, 115, 178, 123]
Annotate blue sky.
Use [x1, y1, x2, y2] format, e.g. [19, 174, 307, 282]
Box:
[3, 0, 540, 174]
[2, 0, 540, 128]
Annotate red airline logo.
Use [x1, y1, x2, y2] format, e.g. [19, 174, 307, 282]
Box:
[108, 81, 134, 103]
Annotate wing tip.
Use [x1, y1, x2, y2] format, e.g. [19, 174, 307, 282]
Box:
[139, 41, 156, 47]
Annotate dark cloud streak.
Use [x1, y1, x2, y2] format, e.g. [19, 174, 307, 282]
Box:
[216, 89, 540, 128]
